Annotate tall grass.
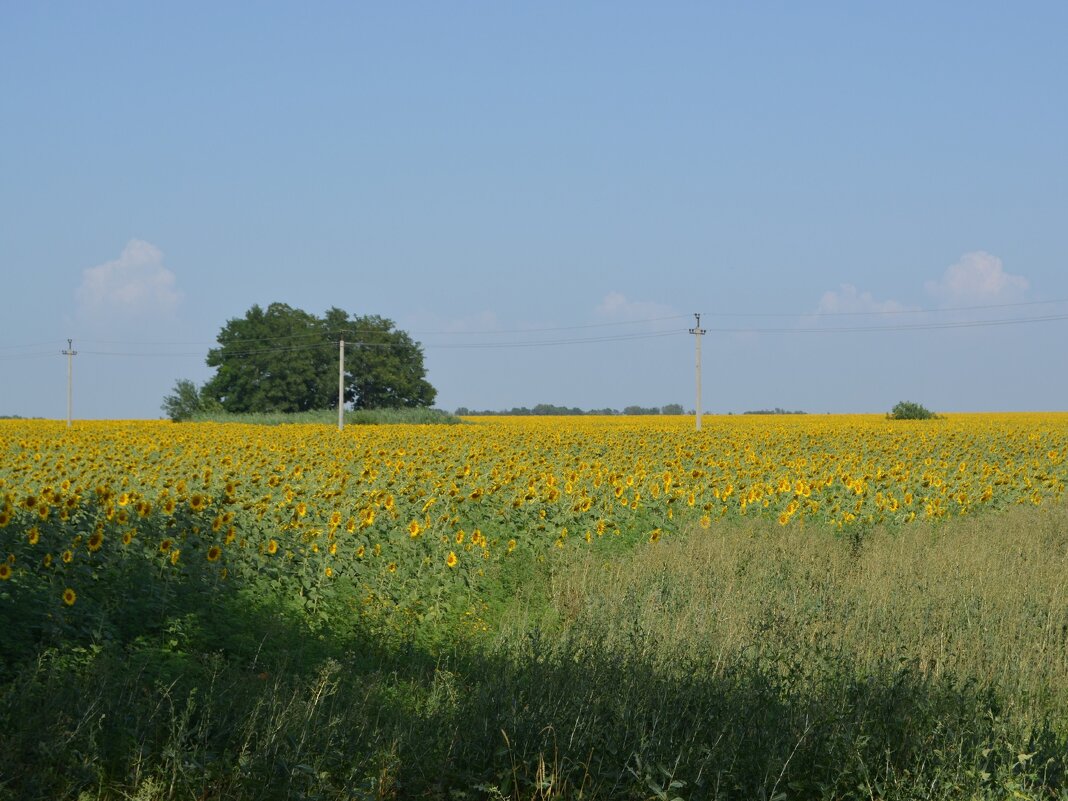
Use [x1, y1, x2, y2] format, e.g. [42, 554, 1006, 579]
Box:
[2, 504, 1067, 799]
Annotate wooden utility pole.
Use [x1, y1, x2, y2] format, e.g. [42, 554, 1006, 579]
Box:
[338, 338, 345, 431]
[61, 338, 77, 428]
[689, 314, 706, 431]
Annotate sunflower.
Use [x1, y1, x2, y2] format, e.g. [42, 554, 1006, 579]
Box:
[27, 526, 40, 545]
[206, 546, 222, 562]
[266, 539, 278, 555]
[446, 551, 458, 568]
[170, 549, 181, 565]
[188, 494, 208, 512]
[159, 539, 172, 553]
[0, 563, 11, 581]
[87, 531, 104, 552]
[62, 549, 74, 564]
[408, 520, 421, 538]
[62, 588, 77, 606]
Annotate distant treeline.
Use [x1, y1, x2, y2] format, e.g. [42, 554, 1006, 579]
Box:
[455, 403, 688, 416]
[743, 408, 807, 415]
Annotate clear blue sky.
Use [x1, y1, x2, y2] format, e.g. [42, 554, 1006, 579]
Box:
[3, 2, 1066, 418]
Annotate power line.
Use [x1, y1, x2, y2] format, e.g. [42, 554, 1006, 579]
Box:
[6, 297, 1066, 354]
[2, 302, 1066, 364]
[68, 313, 693, 347]
[708, 297, 1068, 318]
[72, 328, 688, 358]
[707, 312, 1068, 334]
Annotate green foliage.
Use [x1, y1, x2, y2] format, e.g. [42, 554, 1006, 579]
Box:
[889, 400, 939, 420]
[623, 405, 661, 415]
[200, 303, 435, 414]
[161, 378, 221, 422]
[4, 504, 1068, 799]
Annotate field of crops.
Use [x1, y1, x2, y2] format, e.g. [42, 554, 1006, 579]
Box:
[2, 413, 1068, 800]
[3, 414, 1066, 618]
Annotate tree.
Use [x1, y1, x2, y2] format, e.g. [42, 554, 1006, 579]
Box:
[336, 311, 437, 409]
[200, 303, 436, 413]
[888, 400, 938, 420]
[661, 403, 684, 415]
[161, 379, 219, 421]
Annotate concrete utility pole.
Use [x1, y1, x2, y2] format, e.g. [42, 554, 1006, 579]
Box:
[689, 314, 706, 431]
[338, 338, 345, 431]
[61, 338, 77, 428]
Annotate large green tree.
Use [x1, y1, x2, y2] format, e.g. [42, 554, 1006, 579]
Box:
[202, 303, 436, 412]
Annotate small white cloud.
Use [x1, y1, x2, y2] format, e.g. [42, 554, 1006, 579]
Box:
[925, 251, 1028, 304]
[816, 284, 910, 315]
[77, 240, 183, 320]
[595, 291, 677, 320]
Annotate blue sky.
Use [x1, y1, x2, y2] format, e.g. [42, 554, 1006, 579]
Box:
[3, 2, 1066, 418]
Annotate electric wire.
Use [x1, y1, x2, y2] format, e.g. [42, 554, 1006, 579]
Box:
[2, 298, 1067, 360]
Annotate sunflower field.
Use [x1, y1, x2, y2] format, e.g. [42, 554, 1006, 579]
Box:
[2, 414, 1068, 799]
[2, 414, 1066, 626]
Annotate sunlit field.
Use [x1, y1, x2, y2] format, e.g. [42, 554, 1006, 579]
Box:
[2, 414, 1068, 800]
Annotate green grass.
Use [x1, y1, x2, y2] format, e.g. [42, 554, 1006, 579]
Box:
[3, 505, 1068, 799]
[186, 407, 462, 426]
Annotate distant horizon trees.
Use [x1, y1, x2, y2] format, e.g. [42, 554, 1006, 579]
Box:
[453, 403, 688, 416]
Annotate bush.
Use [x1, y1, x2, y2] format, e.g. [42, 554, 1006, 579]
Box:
[888, 401, 938, 420]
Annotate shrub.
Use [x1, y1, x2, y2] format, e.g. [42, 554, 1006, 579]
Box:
[889, 401, 938, 420]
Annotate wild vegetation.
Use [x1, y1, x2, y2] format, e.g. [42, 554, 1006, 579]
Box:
[186, 407, 462, 426]
[889, 400, 939, 420]
[1, 414, 1067, 799]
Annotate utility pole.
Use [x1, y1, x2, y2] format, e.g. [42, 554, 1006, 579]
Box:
[338, 338, 345, 431]
[61, 338, 77, 428]
[689, 314, 706, 431]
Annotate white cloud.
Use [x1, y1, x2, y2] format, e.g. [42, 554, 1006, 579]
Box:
[925, 251, 1028, 304]
[816, 284, 910, 314]
[595, 291, 677, 321]
[77, 240, 183, 320]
